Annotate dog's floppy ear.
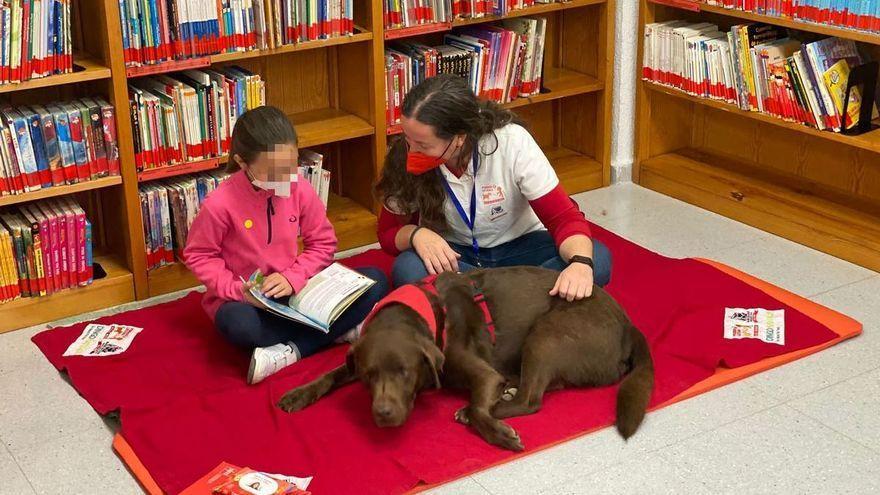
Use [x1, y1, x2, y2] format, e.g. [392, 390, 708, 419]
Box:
[421, 344, 445, 389]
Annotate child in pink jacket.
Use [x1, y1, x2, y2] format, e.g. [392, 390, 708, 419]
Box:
[184, 106, 388, 384]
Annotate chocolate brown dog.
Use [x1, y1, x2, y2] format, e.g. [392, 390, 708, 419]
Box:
[277, 266, 654, 451]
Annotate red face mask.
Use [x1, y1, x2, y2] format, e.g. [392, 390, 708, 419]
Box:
[405, 140, 454, 175]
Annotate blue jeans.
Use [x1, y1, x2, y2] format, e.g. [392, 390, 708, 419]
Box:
[215, 267, 389, 356]
[391, 230, 612, 288]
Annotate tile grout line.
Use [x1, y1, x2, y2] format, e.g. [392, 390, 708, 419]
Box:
[806, 273, 880, 299]
[781, 366, 880, 456]
[482, 394, 790, 495]
[2, 435, 38, 495]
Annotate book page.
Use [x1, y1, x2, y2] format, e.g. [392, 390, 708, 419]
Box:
[290, 263, 375, 326]
[245, 272, 328, 332]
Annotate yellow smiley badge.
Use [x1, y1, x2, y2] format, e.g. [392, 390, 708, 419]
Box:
[244, 219, 253, 229]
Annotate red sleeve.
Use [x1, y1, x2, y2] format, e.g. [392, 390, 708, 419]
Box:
[528, 184, 592, 246]
[377, 207, 418, 255]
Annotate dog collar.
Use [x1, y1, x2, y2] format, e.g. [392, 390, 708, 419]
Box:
[360, 276, 496, 348]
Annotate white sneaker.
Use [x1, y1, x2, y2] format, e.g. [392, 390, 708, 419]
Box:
[247, 343, 299, 385]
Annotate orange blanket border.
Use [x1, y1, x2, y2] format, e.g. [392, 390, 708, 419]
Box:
[113, 258, 863, 494]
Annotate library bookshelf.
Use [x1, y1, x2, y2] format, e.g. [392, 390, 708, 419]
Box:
[636, 0, 880, 273]
[0, 0, 614, 332]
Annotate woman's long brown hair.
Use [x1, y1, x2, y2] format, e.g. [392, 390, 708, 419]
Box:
[374, 74, 524, 233]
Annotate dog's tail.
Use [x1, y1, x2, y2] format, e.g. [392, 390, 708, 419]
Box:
[615, 324, 654, 440]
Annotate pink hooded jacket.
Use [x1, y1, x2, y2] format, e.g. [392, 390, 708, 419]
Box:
[183, 170, 337, 320]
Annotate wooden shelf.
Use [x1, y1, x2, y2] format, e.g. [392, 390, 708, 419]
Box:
[138, 158, 224, 182]
[385, 22, 453, 40]
[291, 108, 375, 147]
[125, 57, 211, 78]
[383, 0, 606, 39]
[0, 253, 135, 334]
[452, 0, 607, 27]
[640, 150, 880, 272]
[146, 262, 200, 298]
[506, 68, 604, 109]
[547, 147, 604, 193]
[146, 193, 378, 298]
[387, 69, 603, 133]
[652, 1, 880, 46]
[644, 81, 880, 154]
[136, 110, 372, 184]
[0, 55, 112, 94]
[327, 193, 378, 251]
[0, 176, 123, 207]
[210, 30, 374, 63]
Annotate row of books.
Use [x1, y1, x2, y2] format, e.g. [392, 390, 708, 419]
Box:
[385, 18, 547, 123]
[642, 21, 876, 131]
[705, 1, 880, 34]
[129, 67, 266, 172]
[0, 0, 73, 84]
[140, 170, 231, 270]
[383, 0, 552, 30]
[140, 151, 329, 270]
[1, 99, 120, 197]
[0, 197, 93, 303]
[299, 149, 330, 209]
[118, 0, 355, 67]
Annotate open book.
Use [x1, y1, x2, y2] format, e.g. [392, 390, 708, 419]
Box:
[243, 263, 376, 333]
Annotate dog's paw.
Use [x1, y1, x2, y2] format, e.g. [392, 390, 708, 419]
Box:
[501, 387, 518, 401]
[277, 387, 317, 413]
[454, 407, 471, 425]
[485, 419, 524, 452]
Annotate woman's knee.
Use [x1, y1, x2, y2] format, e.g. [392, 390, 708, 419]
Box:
[592, 239, 613, 287]
[356, 267, 391, 303]
[391, 250, 428, 287]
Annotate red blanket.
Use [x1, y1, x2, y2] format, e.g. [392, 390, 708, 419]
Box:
[33, 226, 850, 494]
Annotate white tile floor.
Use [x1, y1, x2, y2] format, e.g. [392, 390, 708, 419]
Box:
[1, 183, 877, 495]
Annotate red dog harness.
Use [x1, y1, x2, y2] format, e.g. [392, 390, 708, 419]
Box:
[361, 276, 496, 348]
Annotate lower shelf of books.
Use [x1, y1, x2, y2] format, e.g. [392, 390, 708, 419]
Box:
[145, 193, 378, 298]
[0, 253, 134, 334]
[639, 149, 880, 272]
[547, 147, 605, 194]
[643, 82, 880, 155]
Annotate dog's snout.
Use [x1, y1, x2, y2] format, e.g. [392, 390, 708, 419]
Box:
[374, 402, 393, 419]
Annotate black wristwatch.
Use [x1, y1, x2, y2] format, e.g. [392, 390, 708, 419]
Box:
[568, 255, 594, 270]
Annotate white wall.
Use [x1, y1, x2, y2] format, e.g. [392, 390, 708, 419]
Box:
[610, 0, 639, 183]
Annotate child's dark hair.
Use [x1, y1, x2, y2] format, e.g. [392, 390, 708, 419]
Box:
[227, 106, 298, 173]
[374, 74, 524, 232]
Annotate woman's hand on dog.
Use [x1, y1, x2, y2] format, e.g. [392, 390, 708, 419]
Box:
[412, 227, 461, 275]
[550, 263, 594, 301]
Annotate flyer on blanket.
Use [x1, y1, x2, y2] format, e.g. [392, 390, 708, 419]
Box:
[62, 324, 143, 357]
[245, 263, 376, 333]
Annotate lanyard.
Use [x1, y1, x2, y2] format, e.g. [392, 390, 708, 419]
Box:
[441, 148, 480, 256]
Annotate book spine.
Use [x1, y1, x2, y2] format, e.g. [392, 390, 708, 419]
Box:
[100, 103, 120, 176]
[76, 207, 86, 285]
[66, 107, 89, 181]
[87, 103, 109, 177]
[27, 113, 52, 187]
[40, 111, 65, 186]
[47, 210, 61, 290]
[84, 219, 92, 284]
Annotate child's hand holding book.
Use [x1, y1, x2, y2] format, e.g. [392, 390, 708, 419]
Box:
[261, 273, 294, 298]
